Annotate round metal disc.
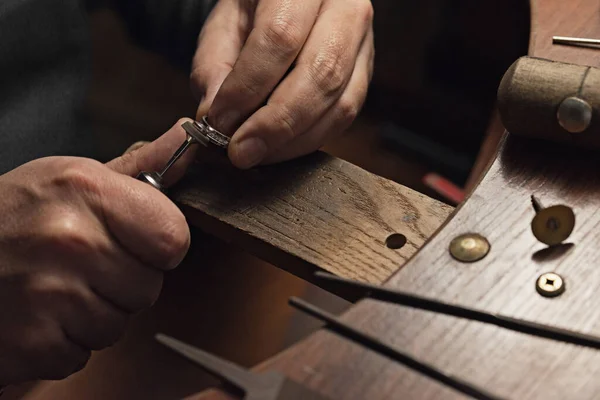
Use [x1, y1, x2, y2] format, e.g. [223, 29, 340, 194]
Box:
[536, 272, 565, 298]
[449, 233, 490, 263]
[531, 205, 575, 246]
[557, 96, 592, 134]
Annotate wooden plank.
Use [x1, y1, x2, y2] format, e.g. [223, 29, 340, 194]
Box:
[172, 151, 452, 288]
[191, 1, 600, 399]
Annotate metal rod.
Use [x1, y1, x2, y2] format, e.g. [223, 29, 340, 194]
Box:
[314, 271, 600, 350]
[158, 135, 195, 177]
[289, 297, 505, 400]
[155, 333, 253, 393]
[553, 36, 600, 47]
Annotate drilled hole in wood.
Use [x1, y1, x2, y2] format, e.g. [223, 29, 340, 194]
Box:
[386, 233, 407, 250]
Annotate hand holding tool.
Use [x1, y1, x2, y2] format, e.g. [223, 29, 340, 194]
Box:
[137, 116, 230, 191]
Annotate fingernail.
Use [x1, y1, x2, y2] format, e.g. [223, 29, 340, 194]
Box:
[232, 137, 268, 169]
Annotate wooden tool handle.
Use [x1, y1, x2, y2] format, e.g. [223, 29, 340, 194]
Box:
[498, 56, 600, 148]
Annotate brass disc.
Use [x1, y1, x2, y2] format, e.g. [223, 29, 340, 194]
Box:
[449, 233, 490, 263]
[531, 205, 575, 246]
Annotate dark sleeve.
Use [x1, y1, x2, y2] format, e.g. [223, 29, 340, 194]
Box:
[112, 0, 217, 70]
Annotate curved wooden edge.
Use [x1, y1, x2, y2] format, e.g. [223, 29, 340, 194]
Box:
[172, 151, 453, 297]
[192, 127, 600, 400]
[190, 2, 600, 399]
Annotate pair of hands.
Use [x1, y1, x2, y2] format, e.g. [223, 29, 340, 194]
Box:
[0, 0, 374, 385]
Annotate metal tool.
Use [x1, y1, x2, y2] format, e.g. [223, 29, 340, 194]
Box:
[288, 297, 505, 400]
[137, 116, 230, 192]
[530, 195, 575, 246]
[155, 333, 331, 400]
[553, 36, 600, 48]
[313, 271, 600, 350]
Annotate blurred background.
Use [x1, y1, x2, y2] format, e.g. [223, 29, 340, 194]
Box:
[12, 1, 531, 399]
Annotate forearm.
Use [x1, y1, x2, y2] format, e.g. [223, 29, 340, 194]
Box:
[110, 0, 216, 70]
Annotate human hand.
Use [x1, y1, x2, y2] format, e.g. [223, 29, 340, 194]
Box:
[191, 0, 375, 169]
[0, 120, 195, 385]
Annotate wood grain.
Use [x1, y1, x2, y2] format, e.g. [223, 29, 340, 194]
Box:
[194, 1, 600, 399]
[172, 152, 453, 289]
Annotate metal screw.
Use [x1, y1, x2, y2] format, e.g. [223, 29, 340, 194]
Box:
[530, 195, 575, 246]
[557, 96, 592, 134]
[449, 233, 490, 263]
[536, 272, 565, 298]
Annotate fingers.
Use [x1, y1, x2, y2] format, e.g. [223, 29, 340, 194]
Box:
[191, 0, 251, 117]
[106, 119, 197, 187]
[206, 0, 321, 134]
[32, 205, 168, 310]
[27, 274, 128, 351]
[78, 232, 164, 313]
[14, 317, 91, 382]
[263, 25, 374, 163]
[227, 0, 374, 169]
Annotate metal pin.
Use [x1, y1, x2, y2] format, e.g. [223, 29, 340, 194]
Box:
[137, 118, 230, 192]
[530, 195, 575, 246]
[553, 36, 600, 48]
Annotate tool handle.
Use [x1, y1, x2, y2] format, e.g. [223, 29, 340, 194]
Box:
[498, 56, 600, 149]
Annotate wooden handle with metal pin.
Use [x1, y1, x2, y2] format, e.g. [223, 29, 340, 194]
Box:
[498, 56, 600, 148]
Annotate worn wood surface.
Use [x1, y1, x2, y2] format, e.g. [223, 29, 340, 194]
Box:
[194, 0, 600, 399]
[173, 152, 452, 288]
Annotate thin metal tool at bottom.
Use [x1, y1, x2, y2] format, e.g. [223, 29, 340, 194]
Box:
[288, 298, 505, 400]
[155, 333, 331, 400]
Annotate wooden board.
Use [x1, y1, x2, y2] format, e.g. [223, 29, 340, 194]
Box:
[192, 0, 600, 399]
[172, 151, 452, 289]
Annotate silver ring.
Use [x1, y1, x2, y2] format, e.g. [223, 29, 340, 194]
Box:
[197, 116, 231, 149]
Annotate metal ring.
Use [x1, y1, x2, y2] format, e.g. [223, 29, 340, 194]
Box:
[195, 116, 231, 149]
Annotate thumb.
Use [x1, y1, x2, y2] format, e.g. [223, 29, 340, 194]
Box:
[106, 118, 197, 187]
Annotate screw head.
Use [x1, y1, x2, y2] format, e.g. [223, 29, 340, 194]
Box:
[536, 272, 565, 298]
[531, 205, 575, 246]
[557, 96, 592, 134]
[449, 233, 490, 263]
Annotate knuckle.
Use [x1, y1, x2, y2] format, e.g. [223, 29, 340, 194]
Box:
[271, 106, 299, 142]
[27, 274, 81, 303]
[307, 55, 347, 97]
[262, 18, 303, 58]
[337, 97, 360, 126]
[357, 1, 374, 23]
[53, 160, 102, 195]
[39, 212, 100, 256]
